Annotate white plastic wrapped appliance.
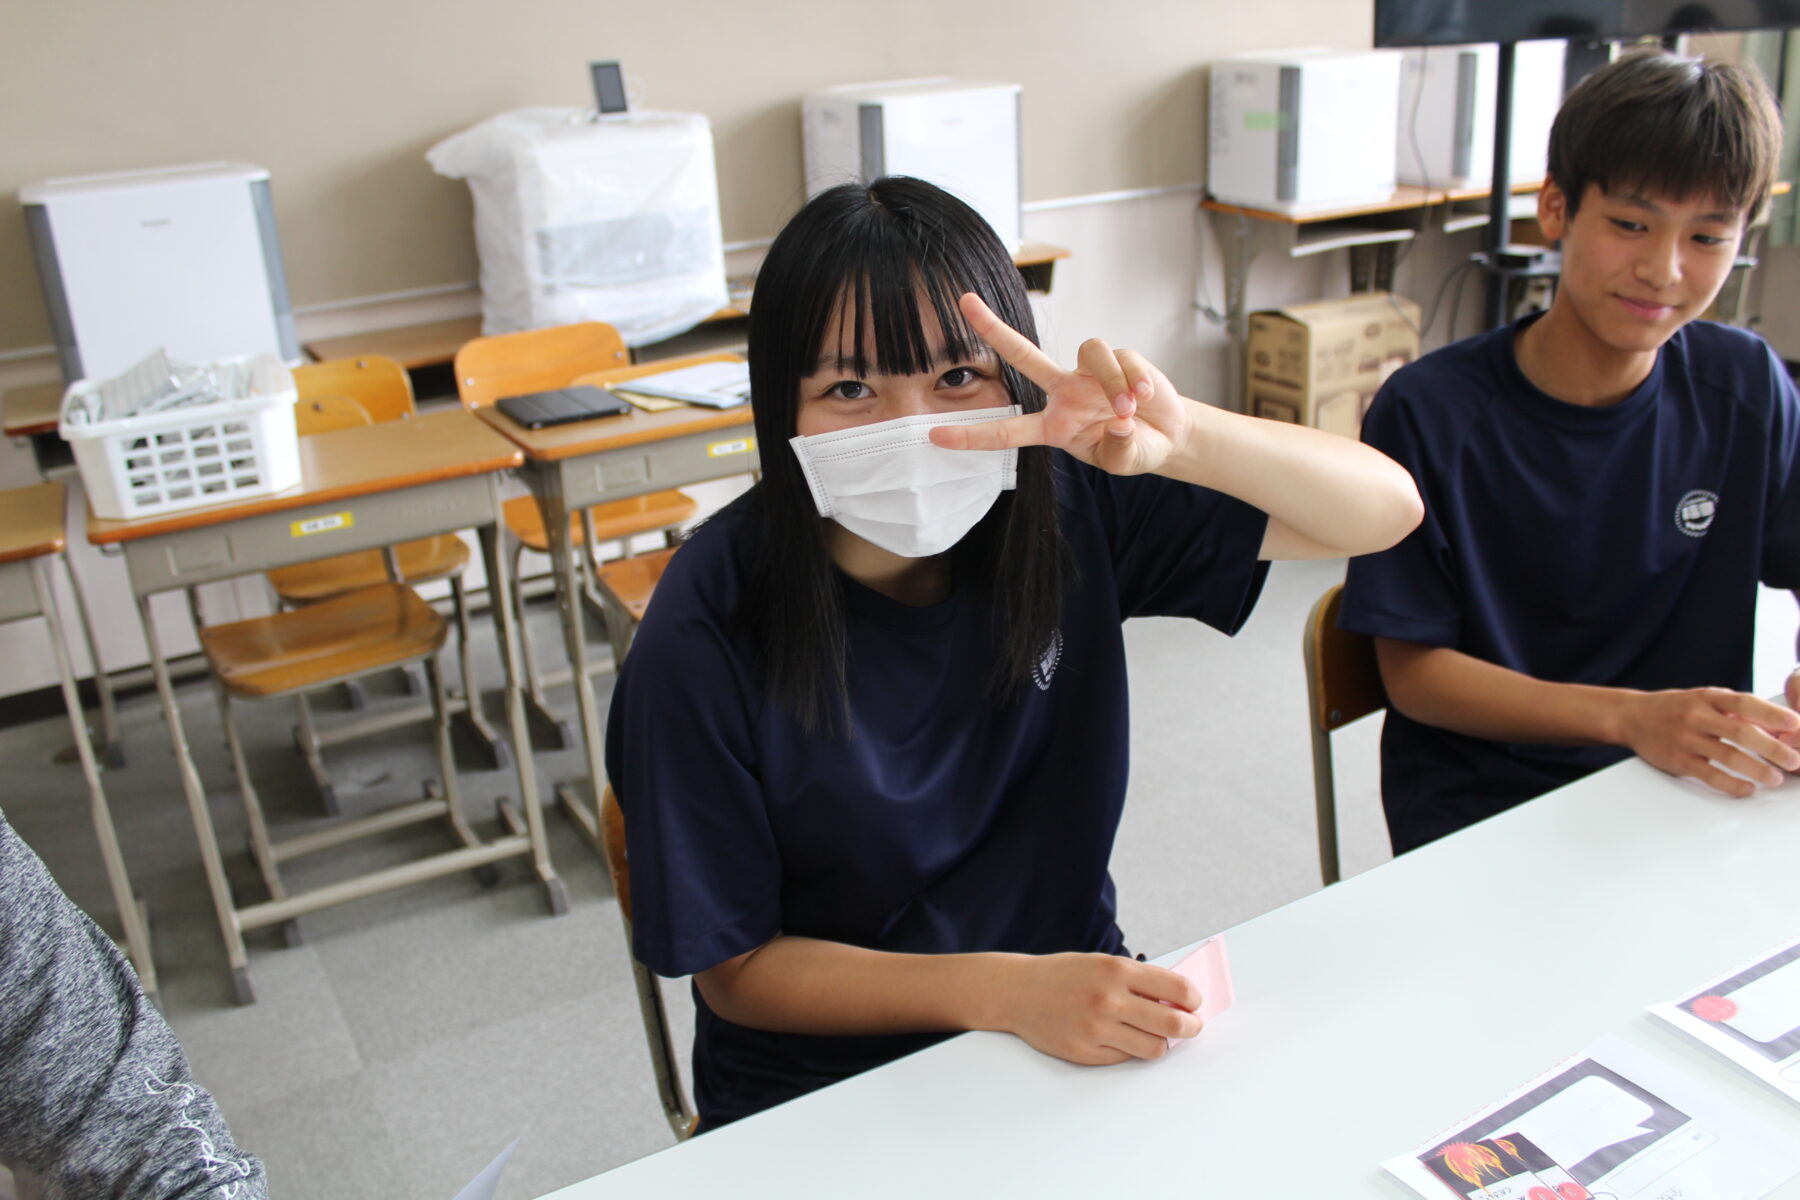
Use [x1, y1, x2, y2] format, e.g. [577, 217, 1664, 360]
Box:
[427, 108, 728, 347]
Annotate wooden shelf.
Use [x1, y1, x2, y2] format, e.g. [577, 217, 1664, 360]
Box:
[3, 381, 64, 438]
[1203, 186, 1442, 225]
[1290, 225, 1415, 259]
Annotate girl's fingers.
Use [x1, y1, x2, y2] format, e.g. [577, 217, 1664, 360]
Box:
[928, 411, 1048, 451]
[958, 293, 1064, 391]
[1077, 338, 1133, 416]
[1116, 349, 1157, 406]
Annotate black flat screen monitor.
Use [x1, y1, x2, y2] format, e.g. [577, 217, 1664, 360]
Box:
[1376, 1, 1800, 46]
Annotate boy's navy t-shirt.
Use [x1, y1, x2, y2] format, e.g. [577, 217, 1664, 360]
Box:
[1342, 316, 1800, 853]
[605, 455, 1269, 1129]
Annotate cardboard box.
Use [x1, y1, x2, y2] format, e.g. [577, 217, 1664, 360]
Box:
[1246, 292, 1421, 438]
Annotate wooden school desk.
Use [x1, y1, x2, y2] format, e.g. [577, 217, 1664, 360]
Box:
[473, 353, 756, 851]
[538, 756, 1800, 1198]
[87, 408, 568, 1003]
[0, 480, 155, 995]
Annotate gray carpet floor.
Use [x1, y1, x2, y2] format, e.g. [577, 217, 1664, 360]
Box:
[4, 558, 1793, 1199]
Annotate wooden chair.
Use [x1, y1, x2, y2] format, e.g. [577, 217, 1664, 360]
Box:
[1302, 583, 1387, 887]
[454, 322, 699, 745]
[593, 545, 678, 667]
[199, 580, 501, 955]
[591, 544, 692, 1137]
[600, 784, 698, 1142]
[264, 357, 508, 810]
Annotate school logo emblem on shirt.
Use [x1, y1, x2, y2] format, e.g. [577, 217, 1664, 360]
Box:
[1674, 489, 1718, 538]
[1032, 629, 1063, 692]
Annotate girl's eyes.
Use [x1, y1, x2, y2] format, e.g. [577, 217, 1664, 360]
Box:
[824, 380, 872, 401]
[819, 366, 986, 401]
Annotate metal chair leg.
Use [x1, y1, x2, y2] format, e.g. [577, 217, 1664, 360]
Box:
[1309, 725, 1343, 888]
[424, 652, 479, 852]
[291, 692, 340, 815]
[598, 589, 636, 672]
[215, 680, 288, 908]
[631, 956, 697, 1141]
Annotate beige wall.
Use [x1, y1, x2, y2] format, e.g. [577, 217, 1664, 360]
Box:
[2, 0, 1371, 356]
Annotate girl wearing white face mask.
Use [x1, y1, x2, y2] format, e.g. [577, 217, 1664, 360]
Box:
[605, 177, 1423, 1131]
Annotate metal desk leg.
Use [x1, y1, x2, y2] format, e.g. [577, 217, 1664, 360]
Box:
[134, 591, 255, 1004]
[448, 573, 512, 770]
[478, 502, 568, 916]
[59, 556, 125, 768]
[536, 470, 610, 856]
[35, 560, 155, 997]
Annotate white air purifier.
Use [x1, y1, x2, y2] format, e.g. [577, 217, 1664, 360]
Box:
[1208, 49, 1403, 212]
[1396, 41, 1567, 189]
[803, 78, 1023, 251]
[21, 162, 299, 382]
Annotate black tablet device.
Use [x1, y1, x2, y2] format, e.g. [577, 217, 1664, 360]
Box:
[590, 61, 629, 115]
[497, 385, 632, 429]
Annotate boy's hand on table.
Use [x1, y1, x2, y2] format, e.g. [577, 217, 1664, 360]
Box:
[991, 952, 1205, 1065]
[1783, 666, 1800, 750]
[1618, 687, 1800, 793]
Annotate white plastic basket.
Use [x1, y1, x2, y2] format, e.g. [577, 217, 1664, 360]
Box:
[59, 353, 300, 520]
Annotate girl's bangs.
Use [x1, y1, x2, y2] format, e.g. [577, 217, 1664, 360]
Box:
[810, 239, 987, 381]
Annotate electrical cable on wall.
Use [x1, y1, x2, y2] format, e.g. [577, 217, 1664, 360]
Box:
[1421, 258, 1481, 341]
[1191, 203, 1237, 327]
[1379, 50, 1438, 342]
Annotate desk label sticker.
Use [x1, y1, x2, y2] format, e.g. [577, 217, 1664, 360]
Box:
[292, 512, 354, 538]
[1651, 934, 1800, 1104]
[1382, 1036, 1800, 1200]
[707, 436, 756, 459]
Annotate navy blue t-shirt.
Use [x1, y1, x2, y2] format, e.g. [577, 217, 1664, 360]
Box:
[604, 455, 1269, 1128]
[1342, 316, 1800, 853]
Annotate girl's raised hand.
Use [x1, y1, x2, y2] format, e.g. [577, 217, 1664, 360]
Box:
[928, 293, 1194, 476]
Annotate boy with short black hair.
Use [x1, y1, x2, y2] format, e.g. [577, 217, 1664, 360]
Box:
[1341, 48, 1800, 853]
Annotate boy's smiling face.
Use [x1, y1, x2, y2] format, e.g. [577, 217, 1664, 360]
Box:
[1540, 180, 1747, 357]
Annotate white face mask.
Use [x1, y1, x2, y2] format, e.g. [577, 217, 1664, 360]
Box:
[789, 406, 1020, 558]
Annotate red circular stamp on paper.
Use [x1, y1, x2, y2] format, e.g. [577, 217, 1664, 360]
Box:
[1691, 994, 1739, 1022]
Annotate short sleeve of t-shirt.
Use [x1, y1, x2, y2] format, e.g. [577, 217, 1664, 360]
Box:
[603, 532, 782, 980]
[1756, 342, 1800, 589]
[1339, 368, 1468, 647]
[1070, 462, 1271, 633]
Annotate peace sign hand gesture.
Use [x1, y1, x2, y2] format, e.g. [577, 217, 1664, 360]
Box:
[927, 293, 1196, 477]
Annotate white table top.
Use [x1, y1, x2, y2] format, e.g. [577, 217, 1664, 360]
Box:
[547, 759, 1800, 1199]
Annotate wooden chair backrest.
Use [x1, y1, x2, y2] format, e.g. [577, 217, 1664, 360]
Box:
[600, 785, 634, 924]
[292, 394, 374, 436]
[1304, 584, 1387, 733]
[292, 356, 416, 430]
[452, 321, 630, 410]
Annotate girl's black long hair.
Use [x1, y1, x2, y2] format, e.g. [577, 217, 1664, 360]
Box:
[736, 176, 1071, 733]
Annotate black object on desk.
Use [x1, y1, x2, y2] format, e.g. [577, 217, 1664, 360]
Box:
[497, 385, 632, 429]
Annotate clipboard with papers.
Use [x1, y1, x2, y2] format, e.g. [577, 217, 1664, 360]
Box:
[612, 360, 751, 409]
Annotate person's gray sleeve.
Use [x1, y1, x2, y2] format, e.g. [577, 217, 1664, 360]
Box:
[0, 810, 268, 1199]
